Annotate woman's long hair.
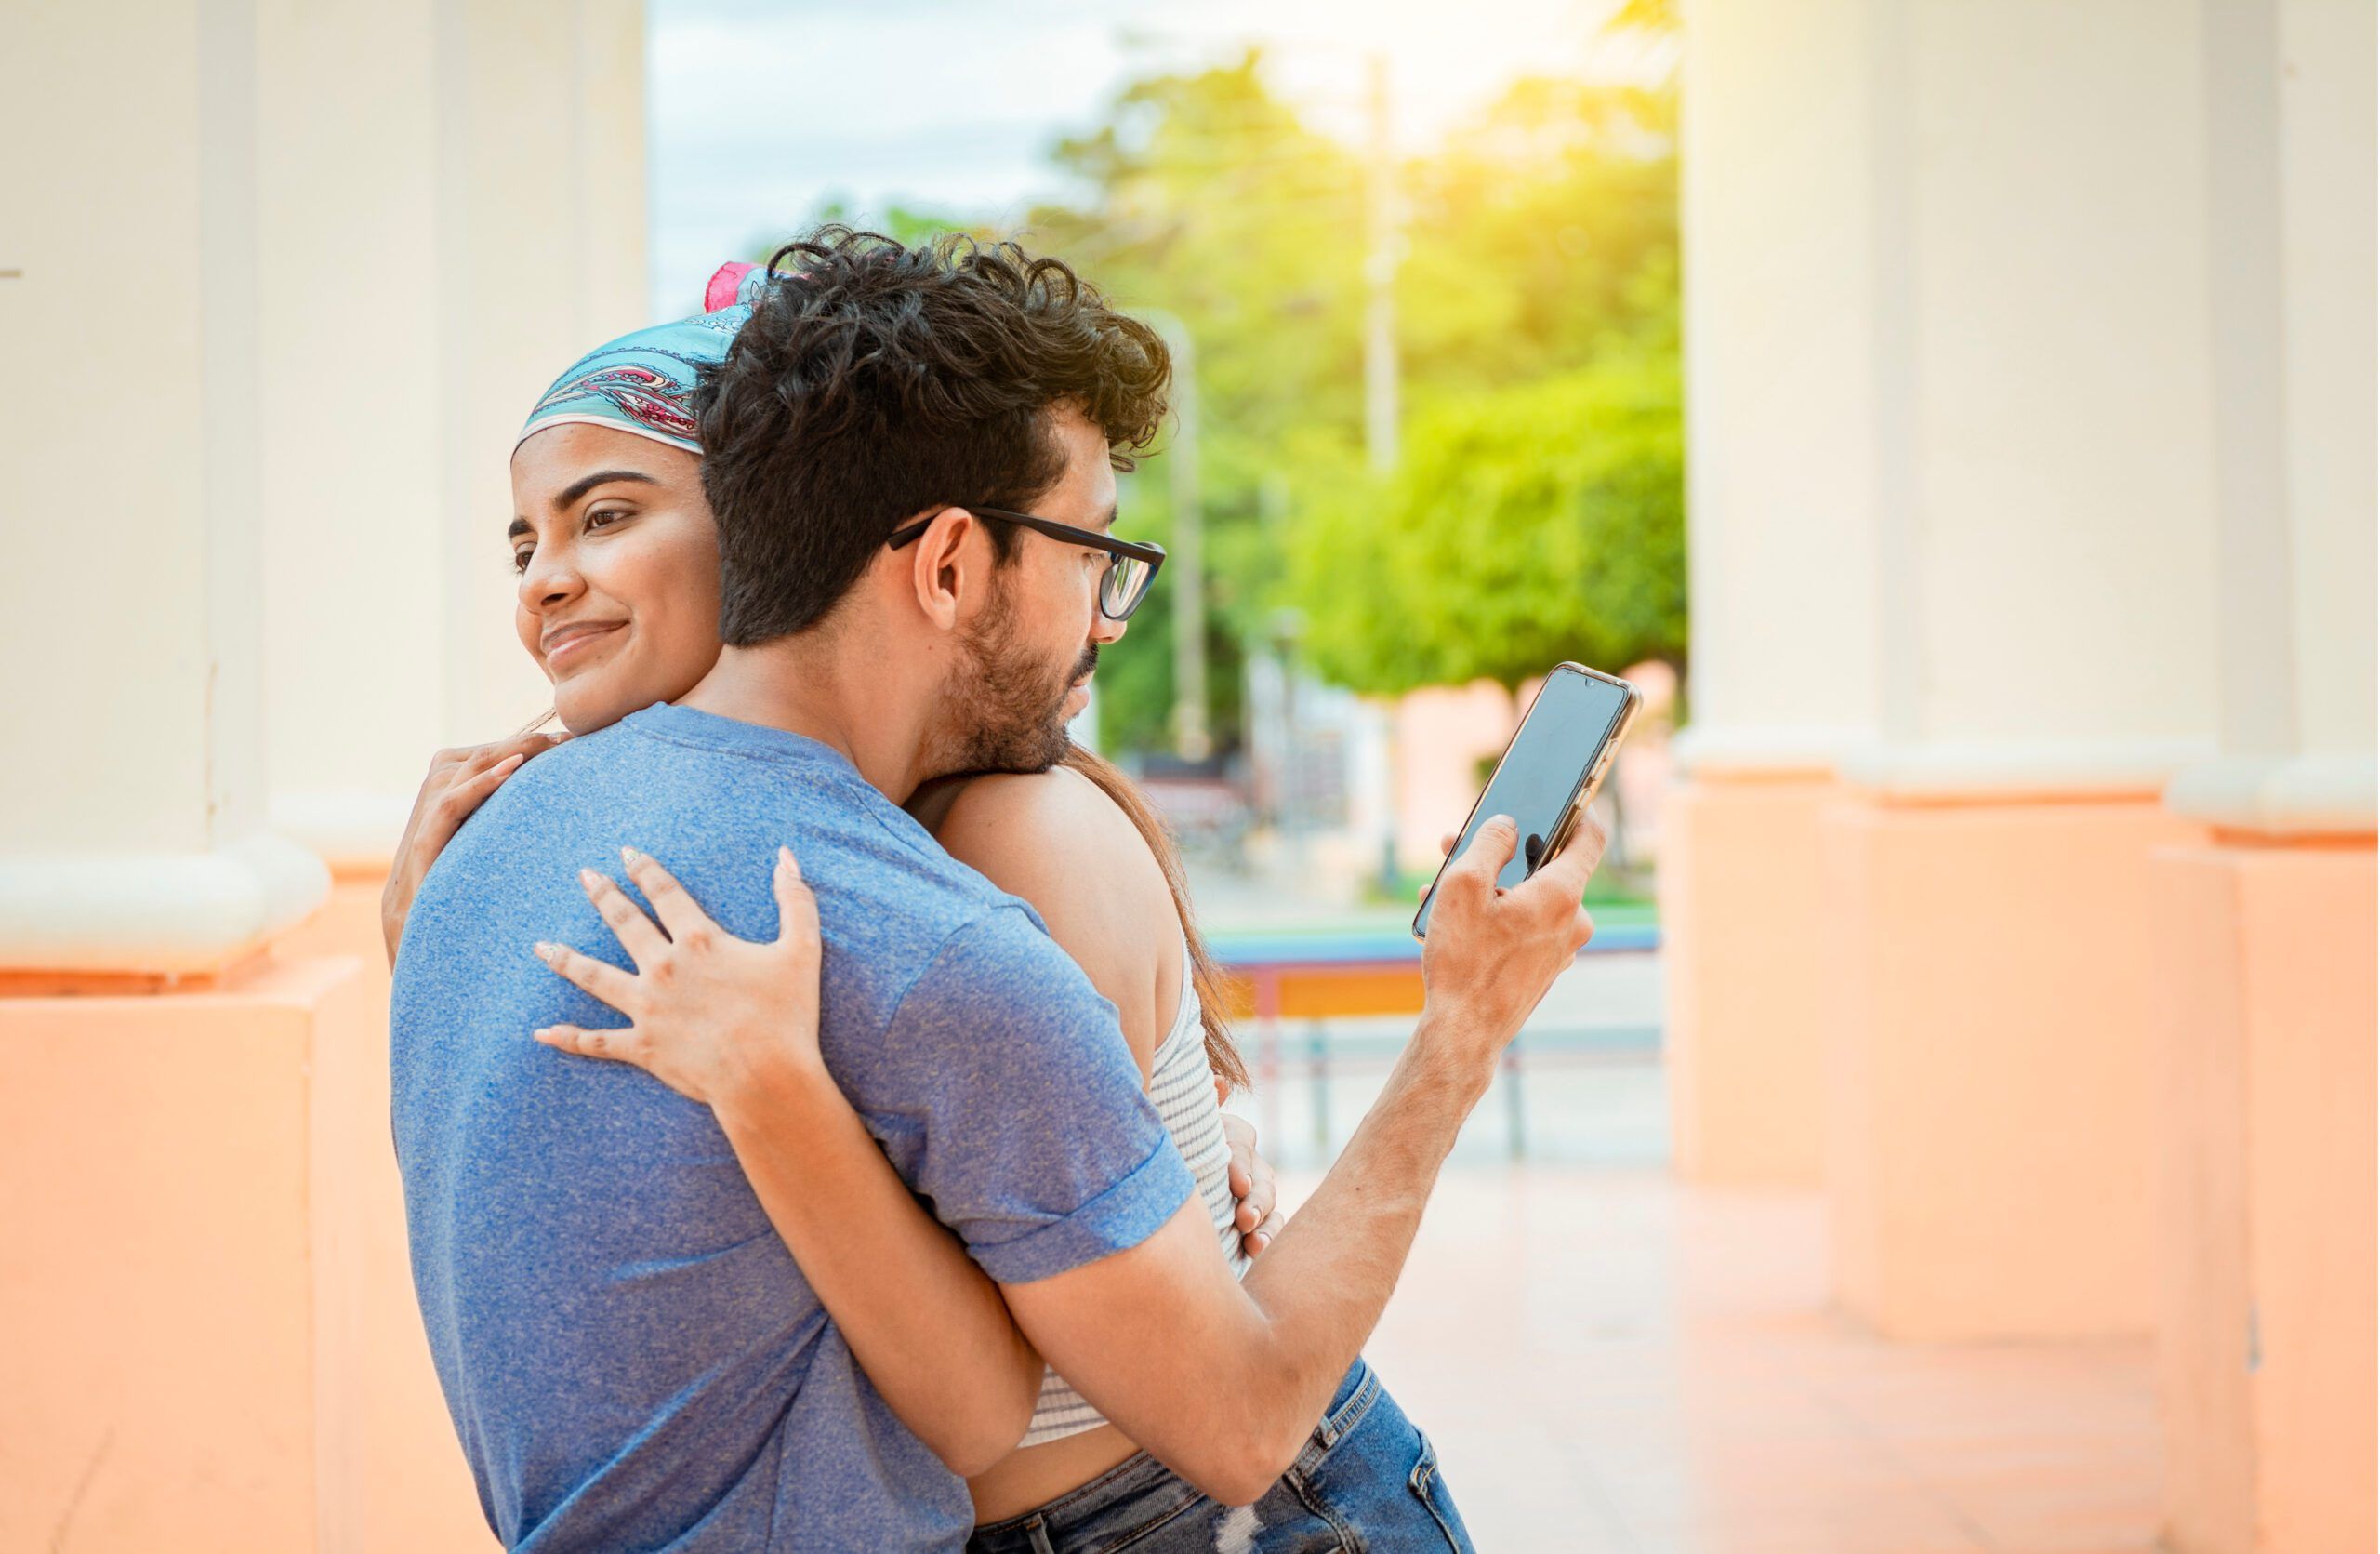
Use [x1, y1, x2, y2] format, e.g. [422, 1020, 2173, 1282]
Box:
[1060, 743, 1250, 1094]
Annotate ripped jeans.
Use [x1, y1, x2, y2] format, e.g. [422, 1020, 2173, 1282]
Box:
[965, 1359, 1474, 1554]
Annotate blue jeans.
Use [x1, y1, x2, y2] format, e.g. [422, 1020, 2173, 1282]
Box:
[966, 1359, 1474, 1553]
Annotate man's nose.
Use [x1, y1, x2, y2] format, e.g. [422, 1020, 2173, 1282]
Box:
[1091, 609, 1129, 647]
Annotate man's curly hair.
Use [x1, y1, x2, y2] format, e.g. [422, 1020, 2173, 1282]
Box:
[693, 227, 1171, 646]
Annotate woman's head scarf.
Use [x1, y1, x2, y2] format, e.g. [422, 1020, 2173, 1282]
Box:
[515, 262, 768, 454]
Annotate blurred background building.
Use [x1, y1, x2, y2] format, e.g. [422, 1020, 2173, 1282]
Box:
[0, 1, 2369, 1550]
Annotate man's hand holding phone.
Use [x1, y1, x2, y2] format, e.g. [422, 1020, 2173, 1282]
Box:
[1414, 810, 1606, 1073]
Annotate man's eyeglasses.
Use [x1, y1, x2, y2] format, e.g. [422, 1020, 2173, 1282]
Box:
[886, 506, 1167, 622]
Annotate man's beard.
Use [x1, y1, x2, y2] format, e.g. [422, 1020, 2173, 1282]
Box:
[935, 583, 1094, 777]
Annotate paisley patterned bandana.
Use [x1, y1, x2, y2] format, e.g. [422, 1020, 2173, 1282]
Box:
[515, 263, 773, 454]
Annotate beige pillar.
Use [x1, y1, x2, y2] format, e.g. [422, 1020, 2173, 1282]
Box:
[2153, 5, 2376, 1551]
[262, 0, 649, 866]
[1664, 0, 1885, 1188]
[1814, 0, 2226, 1342]
[0, 0, 326, 976]
[1, 4, 643, 1547]
[1681, 0, 2259, 1335]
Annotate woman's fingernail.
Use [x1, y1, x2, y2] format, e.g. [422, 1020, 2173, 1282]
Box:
[533, 942, 557, 963]
[620, 844, 643, 867]
[578, 868, 601, 891]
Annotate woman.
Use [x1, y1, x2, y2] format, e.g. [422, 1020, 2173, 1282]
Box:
[386, 266, 1474, 1549]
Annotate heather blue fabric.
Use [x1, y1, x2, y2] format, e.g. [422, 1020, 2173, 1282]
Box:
[390, 701, 1196, 1552]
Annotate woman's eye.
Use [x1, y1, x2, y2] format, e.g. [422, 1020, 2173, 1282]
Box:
[585, 508, 628, 532]
[511, 546, 535, 574]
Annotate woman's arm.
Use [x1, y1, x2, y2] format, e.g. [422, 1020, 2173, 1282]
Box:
[533, 845, 1040, 1477]
[381, 729, 566, 963]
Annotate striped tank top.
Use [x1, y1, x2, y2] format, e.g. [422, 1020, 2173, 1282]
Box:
[1018, 938, 1252, 1447]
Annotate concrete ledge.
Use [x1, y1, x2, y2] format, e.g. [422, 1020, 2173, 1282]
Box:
[2164, 753, 2378, 839]
[0, 831, 329, 977]
[1836, 737, 2210, 803]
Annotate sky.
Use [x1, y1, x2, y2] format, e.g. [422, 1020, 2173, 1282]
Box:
[644, 0, 1660, 320]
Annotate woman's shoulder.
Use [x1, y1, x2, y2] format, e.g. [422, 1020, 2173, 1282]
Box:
[933, 764, 1154, 887]
[932, 764, 1185, 1071]
[935, 766, 1179, 960]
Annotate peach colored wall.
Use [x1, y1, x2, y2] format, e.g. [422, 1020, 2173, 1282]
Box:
[2, 959, 353, 1550]
[2152, 840, 2378, 1554]
[1821, 793, 2202, 1341]
[1393, 681, 1519, 870]
[2150, 846, 2257, 1554]
[0, 887, 498, 1554]
[1659, 774, 1831, 1188]
[2236, 841, 2376, 1554]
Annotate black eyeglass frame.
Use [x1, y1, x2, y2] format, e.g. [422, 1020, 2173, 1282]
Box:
[885, 505, 1168, 621]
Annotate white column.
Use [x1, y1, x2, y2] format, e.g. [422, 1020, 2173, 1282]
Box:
[260, 0, 650, 864]
[1682, 0, 2233, 781]
[1665, 0, 1894, 1189]
[0, 0, 326, 974]
[254, 0, 448, 863]
[1844, 0, 2222, 795]
[1674, 0, 1886, 778]
[2165, 0, 2377, 833]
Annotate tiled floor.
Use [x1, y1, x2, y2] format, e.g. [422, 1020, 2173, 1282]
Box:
[1280, 1164, 2165, 1552]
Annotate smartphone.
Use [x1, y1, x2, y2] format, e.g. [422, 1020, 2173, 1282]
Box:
[1411, 663, 1642, 940]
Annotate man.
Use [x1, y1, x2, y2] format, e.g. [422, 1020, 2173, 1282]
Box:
[392, 229, 1601, 1549]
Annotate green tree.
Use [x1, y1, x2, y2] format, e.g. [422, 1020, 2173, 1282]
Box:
[1289, 342, 1685, 695]
[773, 46, 1686, 750]
[1285, 69, 1686, 697]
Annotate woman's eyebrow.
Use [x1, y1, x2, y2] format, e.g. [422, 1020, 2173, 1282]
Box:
[552, 469, 661, 510]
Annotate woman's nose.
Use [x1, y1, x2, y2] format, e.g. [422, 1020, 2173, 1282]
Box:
[519, 549, 583, 612]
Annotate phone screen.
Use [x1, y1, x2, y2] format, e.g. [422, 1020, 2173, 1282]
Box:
[1412, 668, 1633, 938]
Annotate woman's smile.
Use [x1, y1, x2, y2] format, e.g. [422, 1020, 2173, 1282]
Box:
[543, 618, 628, 671]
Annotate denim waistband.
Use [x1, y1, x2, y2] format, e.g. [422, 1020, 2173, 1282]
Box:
[972, 1356, 1377, 1546]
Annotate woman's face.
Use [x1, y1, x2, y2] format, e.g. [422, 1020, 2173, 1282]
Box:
[510, 423, 724, 734]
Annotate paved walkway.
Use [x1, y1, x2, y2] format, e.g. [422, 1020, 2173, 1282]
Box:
[1209, 865, 2163, 1551]
[1275, 1161, 2163, 1552]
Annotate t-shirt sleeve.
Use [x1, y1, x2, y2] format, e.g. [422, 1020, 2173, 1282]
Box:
[871, 905, 1196, 1284]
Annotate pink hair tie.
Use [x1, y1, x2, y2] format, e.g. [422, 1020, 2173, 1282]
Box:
[704, 261, 758, 313]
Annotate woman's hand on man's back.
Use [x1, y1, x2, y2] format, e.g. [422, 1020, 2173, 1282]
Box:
[382, 729, 569, 964]
[529, 845, 826, 1116]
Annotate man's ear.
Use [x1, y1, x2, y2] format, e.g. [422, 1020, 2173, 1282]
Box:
[905, 506, 982, 632]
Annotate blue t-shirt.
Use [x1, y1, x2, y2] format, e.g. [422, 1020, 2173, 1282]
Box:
[390, 703, 1195, 1552]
